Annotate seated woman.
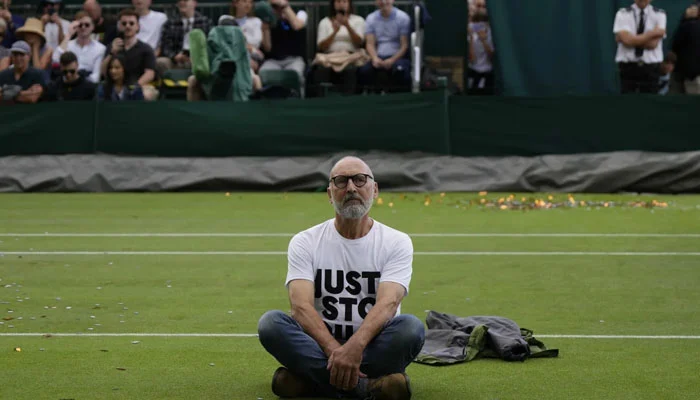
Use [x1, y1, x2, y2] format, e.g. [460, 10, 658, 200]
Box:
[310, 0, 365, 97]
[15, 17, 53, 84]
[97, 55, 144, 101]
[230, 0, 270, 73]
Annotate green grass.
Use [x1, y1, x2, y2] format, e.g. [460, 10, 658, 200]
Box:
[1, 193, 699, 399]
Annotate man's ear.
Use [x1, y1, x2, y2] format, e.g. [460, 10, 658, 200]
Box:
[373, 182, 379, 198]
[327, 186, 332, 203]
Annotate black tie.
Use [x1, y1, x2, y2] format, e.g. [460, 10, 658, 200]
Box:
[635, 9, 645, 58]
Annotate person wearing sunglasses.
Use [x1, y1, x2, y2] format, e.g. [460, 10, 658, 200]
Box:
[43, 50, 96, 101]
[100, 8, 156, 100]
[52, 11, 105, 83]
[258, 156, 423, 400]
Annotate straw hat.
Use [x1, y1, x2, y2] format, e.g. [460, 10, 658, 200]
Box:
[16, 18, 47, 44]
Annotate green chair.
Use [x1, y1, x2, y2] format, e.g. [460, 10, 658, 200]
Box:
[160, 68, 191, 99]
[258, 69, 302, 98]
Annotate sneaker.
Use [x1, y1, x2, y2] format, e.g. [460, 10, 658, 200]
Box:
[271, 367, 317, 398]
[365, 373, 412, 400]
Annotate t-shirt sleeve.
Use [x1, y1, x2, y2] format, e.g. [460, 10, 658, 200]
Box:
[285, 233, 314, 286]
[296, 10, 308, 26]
[380, 234, 413, 295]
[399, 14, 411, 37]
[317, 17, 332, 44]
[657, 11, 667, 37]
[351, 16, 366, 39]
[613, 11, 632, 34]
[365, 14, 376, 35]
[143, 45, 156, 71]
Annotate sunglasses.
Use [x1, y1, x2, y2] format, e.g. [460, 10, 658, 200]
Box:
[330, 174, 374, 189]
[120, 20, 136, 27]
[78, 22, 92, 28]
[62, 69, 77, 75]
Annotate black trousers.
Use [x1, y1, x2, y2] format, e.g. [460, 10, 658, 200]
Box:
[308, 65, 358, 97]
[467, 68, 494, 95]
[619, 62, 661, 94]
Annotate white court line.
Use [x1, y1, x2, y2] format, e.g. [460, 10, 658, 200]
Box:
[1, 233, 699, 238]
[1, 251, 699, 256]
[0, 333, 698, 339]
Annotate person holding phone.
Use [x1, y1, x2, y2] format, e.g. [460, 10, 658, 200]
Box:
[467, 0, 494, 95]
[100, 8, 157, 100]
[310, 0, 366, 97]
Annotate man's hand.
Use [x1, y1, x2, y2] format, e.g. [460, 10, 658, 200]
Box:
[111, 38, 124, 55]
[379, 58, 394, 69]
[335, 13, 348, 27]
[0, 9, 11, 23]
[40, 14, 50, 24]
[68, 20, 79, 37]
[371, 56, 382, 68]
[327, 341, 366, 392]
[174, 52, 189, 65]
[477, 26, 489, 42]
[50, 13, 60, 24]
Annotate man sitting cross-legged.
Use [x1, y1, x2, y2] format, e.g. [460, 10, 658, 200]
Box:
[258, 156, 425, 400]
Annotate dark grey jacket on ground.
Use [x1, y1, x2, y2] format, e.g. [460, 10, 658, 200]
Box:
[415, 311, 559, 365]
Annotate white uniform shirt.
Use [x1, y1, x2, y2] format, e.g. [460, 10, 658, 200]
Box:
[137, 10, 168, 51]
[317, 15, 366, 53]
[52, 39, 106, 83]
[613, 3, 666, 64]
[286, 219, 413, 342]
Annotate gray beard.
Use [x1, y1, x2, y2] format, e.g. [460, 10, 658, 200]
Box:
[333, 196, 373, 219]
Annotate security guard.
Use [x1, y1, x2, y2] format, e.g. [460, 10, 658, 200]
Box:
[613, 0, 666, 93]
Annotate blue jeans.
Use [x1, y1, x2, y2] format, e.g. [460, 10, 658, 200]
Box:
[358, 58, 411, 93]
[258, 310, 425, 399]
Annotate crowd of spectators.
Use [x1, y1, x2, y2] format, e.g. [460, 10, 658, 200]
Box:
[1, 0, 699, 104]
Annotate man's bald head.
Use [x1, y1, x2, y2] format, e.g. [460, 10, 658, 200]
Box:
[329, 156, 374, 179]
[84, 0, 102, 19]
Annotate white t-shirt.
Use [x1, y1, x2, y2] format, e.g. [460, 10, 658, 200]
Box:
[613, 4, 666, 64]
[44, 18, 71, 50]
[138, 10, 168, 51]
[285, 219, 413, 342]
[317, 15, 365, 53]
[235, 17, 263, 49]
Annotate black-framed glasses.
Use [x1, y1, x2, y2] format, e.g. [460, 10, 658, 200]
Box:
[121, 21, 136, 27]
[330, 174, 374, 189]
[62, 69, 77, 75]
[79, 22, 92, 28]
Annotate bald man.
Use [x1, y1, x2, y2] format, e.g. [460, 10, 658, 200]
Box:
[83, 0, 117, 45]
[258, 156, 424, 400]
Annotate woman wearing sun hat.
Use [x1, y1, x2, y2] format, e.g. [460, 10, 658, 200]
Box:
[15, 17, 53, 83]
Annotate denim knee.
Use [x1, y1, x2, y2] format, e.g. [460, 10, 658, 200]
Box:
[257, 310, 288, 344]
[394, 314, 426, 348]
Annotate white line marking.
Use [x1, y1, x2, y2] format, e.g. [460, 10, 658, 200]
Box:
[1, 233, 699, 238]
[1, 251, 699, 256]
[0, 333, 698, 339]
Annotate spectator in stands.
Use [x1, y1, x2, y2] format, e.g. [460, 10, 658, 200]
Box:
[157, 0, 213, 75]
[358, 0, 410, 94]
[671, 4, 700, 94]
[52, 11, 106, 83]
[132, 0, 168, 53]
[613, 0, 667, 94]
[231, 0, 271, 73]
[657, 51, 676, 95]
[309, 0, 366, 97]
[38, 0, 71, 51]
[0, 18, 10, 70]
[101, 8, 157, 100]
[15, 18, 53, 83]
[97, 53, 144, 100]
[467, 0, 494, 95]
[44, 51, 96, 100]
[259, 0, 308, 90]
[1, 0, 24, 48]
[83, 0, 118, 45]
[0, 41, 45, 104]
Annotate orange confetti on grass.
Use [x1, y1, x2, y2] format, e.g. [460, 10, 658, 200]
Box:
[376, 198, 384, 205]
[478, 191, 488, 196]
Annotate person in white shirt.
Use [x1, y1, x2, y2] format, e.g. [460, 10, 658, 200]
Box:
[39, 0, 71, 51]
[53, 11, 106, 83]
[258, 156, 424, 400]
[613, 0, 667, 93]
[231, 0, 270, 72]
[310, 0, 365, 97]
[131, 0, 167, 52]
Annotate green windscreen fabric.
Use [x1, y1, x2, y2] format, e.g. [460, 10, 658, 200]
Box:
[487, 0, 690, 96]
